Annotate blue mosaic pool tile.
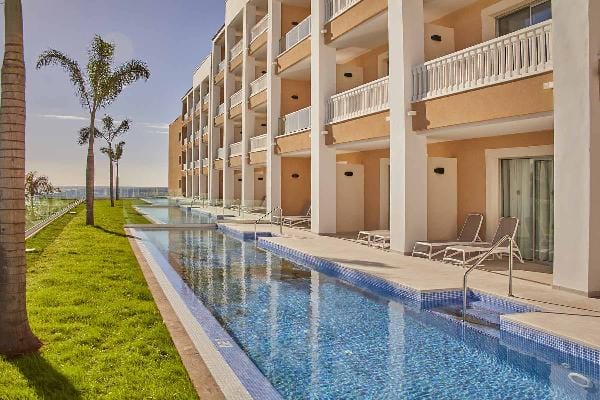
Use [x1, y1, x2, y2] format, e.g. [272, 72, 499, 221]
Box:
[137, 230, 282, 400]
[501, 319, 600, 366]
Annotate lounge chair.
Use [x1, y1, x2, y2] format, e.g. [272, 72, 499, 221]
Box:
[371, 231, 390, 249]
[412, 213, 484, 259]
[356, 230, 390, 247]
[282, 206, 311, 227]
[442, 216, 524, 267]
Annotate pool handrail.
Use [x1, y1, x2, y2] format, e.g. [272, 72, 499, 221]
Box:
[462, 235, 516, 323]
[254, 207, 282, 243]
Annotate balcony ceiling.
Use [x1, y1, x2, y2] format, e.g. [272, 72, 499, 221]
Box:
[423, 0, 479, 23]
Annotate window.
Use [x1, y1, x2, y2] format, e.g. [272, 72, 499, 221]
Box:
[496, 1, 551, 37]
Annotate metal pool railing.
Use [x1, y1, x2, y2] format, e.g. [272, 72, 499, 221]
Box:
[25, 198, 84, 239]
[254, 207, 282, 243]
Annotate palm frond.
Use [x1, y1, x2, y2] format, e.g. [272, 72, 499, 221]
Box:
[100, 60, 150, 108]
[78, 126, 101, 145]
[36, 49, 91, 109]
[114, 141, 125, 161]
[87, 36, 115, 106]
[114, 119, 131, 137]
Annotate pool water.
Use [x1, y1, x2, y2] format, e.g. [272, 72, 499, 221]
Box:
[136, 206, 214, 224]
[141, 229, 599, 400]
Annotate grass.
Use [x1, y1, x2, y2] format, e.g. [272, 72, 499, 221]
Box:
[0, 200, 198, 400]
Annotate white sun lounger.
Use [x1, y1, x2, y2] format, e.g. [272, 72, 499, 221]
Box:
[356, 230, 390, 246]
[280, 206, 311, 227]
[412, 213, 484, 259]
[442, 216, 525, 267]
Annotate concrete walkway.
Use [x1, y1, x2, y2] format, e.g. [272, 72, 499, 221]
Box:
[221, 221, 600, 351]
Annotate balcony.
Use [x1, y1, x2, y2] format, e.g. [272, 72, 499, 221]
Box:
[230, 89, 244, 109]
[325, 0, 360, 21]
[202, 157, 209, 168]
[279, 106, 311, 136]
[280, 15, 311, 54]
[194, 160, 200, 169]
[183, 112, 189, 121]
[326, 76, 389, 124]
[250, 75, 267, 96]
[217, 147, 226, 159]
[217, 59, 226, 73]
[194, 102, 201, 113]
[230, 40, 243, 60]
[230, 141, 243, 157]
[202, 125, 208, 135]
[216, 103, 225, 116]
[251, 14, 269, 43]
[202, 93, 210, 104]
[412, 20, 553, 102]
[250, 134, 267, 152]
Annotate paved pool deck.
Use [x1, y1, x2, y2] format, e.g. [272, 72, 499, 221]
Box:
[220, 221, 600, 352]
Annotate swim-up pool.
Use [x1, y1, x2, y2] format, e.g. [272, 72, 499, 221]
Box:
[136, 206, 215, 224]
[135, 227, 599, 400]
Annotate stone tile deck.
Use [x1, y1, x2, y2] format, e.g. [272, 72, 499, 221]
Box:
[221, 222, 600, 351]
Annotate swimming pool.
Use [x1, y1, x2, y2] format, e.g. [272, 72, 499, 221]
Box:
[137, 228, 599, 399]
[136, 206, 215, 224]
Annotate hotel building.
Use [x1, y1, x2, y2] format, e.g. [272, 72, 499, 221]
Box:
[168, 0, 600, 297]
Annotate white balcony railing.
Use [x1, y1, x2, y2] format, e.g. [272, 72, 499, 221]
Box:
[250, 134, 267, 152]
[194, 102, 201, 113]
[412, 20, 553, 102]
[202, 125, 208, 135]
[250, 74, 267, 96]
[326, 76, 389, 124]
[216, 103, 225, 116]
[280, 106, 311, 136]
[325, 0, 360, 21]
[230, 141, 243, 157]
[230, 89, 244, 108]
[217, 59, 226, 73]
[202, 157, 209, 167]
[217, 147, 226, 159]
[280, 15, 311, 54]
[230, 40, 243, 60]
[187, 161, 192, 169]
[202, 93, 210, 104]
[183, 112, 189, 120]
[251, 14, 270, 42]
[194, 160, 200, 168]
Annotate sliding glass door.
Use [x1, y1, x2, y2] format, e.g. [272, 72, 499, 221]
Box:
[501, 157, 554, 263]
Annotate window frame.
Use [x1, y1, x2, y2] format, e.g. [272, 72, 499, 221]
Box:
[495, 0, 551, 37]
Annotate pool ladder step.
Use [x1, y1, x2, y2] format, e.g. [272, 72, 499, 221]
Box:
[431, 300, 518, 331]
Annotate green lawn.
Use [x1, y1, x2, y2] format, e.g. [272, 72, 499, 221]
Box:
[0, 200, 198, 400]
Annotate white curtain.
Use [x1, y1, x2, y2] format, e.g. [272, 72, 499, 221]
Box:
[534, 160, 554, 262]
[501, 159, 533, 260]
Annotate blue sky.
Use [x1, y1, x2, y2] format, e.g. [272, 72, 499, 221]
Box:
[1, 0, 224, 186]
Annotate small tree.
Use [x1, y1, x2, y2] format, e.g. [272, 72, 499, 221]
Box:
[113, 141, 125, 200]
[80, 116, 130, 207]
[36, 36, 150, 224]
[24, 171, 59, 208]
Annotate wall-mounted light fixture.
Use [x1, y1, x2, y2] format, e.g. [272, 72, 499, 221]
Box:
[344, 72, 353, 78]
[261, 123, 267, 127]
[291, 95, 299, 100]
[238, 178, 242, 182]
[431, 34, 442, 42]
[344, 171, 354, 177]
[434, 167, 445, 175]
[291, 173, 300, 179]
[258, 177, 264, 181]
[292, 21, 299, 26]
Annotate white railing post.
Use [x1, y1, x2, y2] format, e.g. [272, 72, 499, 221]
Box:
[250, 134, 267, 152]
[411, 20, 553, 102]
[250, 14, 270, 42]
[250, 74, 267, 95]
[279, 106, 311, 136]
[230, 89, 243, 108]
[325, 76, 389, 124]
[280, 15, 311, 54]
[230, 141, 243, 157]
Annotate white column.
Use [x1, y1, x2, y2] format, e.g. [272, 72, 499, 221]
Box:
[553, 0, 600, 296]
[209, 49, 220, 202]
[388, 0, 427, 253]
[310, 0, 337, 234]
[223, 27, 235, 207]
[242, 4, 256, 208]
[267, 0, 282, 211]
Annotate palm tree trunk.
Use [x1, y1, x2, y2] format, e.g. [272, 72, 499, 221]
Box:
[86, 111, 95, 225]
[115, 161, 120, 201]
[0, 0, 42, 356]
[109, 145, 114, 207]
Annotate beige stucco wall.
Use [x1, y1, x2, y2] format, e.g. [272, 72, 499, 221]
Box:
[337, 44, 388, 89]
[168, 116, 183, 196]
[427, 130, 553, 238]
[277, 37, 311, 73]
[327, 111, 390, 144]
[275, 131, 311, 154]
[281, 79, 311, 116]
[281, 157, 311, 215]
[336, 148, 390, 230]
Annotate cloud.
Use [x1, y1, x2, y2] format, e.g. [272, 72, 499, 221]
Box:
[139, 122, 169, 135]
[40, 114, 87, 121]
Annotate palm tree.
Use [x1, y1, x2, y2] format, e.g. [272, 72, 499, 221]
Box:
[36, 36, 149, 224]
[0, 0, 42, 356]
[80, 116, 130, 207]
[113, 141, 125, 201]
